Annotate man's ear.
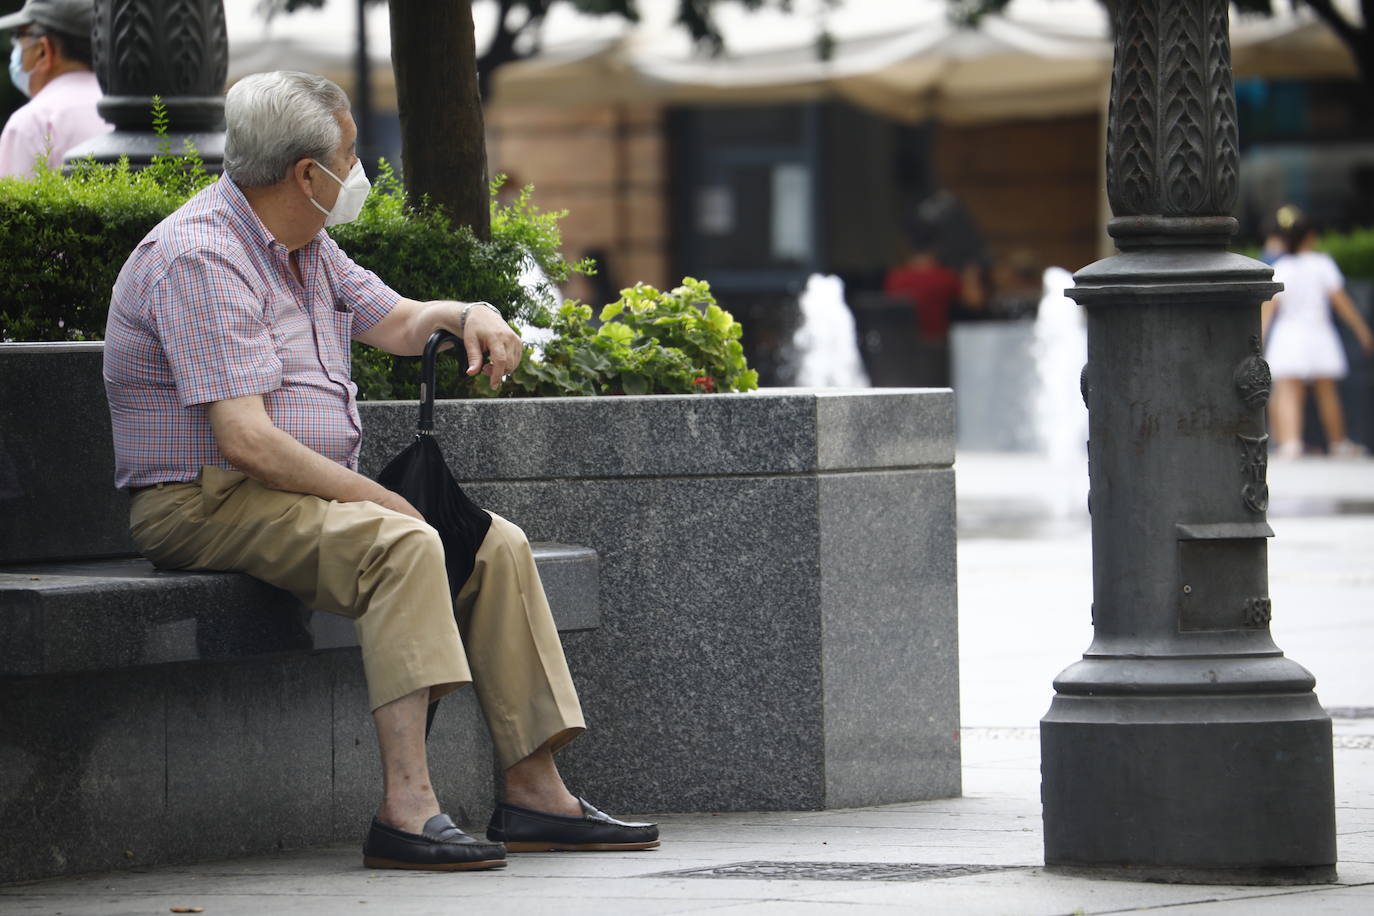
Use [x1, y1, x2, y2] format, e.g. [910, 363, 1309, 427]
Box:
[291, 158, 315, 198]
[31, 35, 54, 75]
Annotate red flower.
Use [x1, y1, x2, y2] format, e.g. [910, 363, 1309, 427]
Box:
[694, 375, 716, 393]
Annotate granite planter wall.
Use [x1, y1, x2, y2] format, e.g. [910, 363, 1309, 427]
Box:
[358, 387, 961, 812]
[1, 342, 959, 847]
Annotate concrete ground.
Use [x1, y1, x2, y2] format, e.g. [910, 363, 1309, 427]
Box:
[2, 451, 1370, 915]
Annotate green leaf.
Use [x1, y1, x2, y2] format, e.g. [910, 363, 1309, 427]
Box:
[704, 303, 733, 333]
[596, 322, 635, 347]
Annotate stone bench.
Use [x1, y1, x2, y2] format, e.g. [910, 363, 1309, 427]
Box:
[0, 342, 598, 883]
[0, 549, 599, 677]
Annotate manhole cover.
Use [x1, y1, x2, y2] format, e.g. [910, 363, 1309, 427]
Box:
[648, 861, 1015, 882]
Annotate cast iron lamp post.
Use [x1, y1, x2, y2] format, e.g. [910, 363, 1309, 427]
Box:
[65, 0, 227, 171]
[1040, 0, 1337, 884]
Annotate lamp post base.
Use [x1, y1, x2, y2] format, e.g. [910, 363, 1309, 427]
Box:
[1043, 863, 1337, 887]
[1042, 691, 1336, 884]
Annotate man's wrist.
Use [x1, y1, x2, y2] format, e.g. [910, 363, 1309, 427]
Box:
[459, 300, 502, 338]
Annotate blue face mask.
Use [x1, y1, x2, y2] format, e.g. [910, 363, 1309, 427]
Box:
[9, 43, 32, 98]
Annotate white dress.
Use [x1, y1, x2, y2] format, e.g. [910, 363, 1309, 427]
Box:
[1265, 251, 1348, 380]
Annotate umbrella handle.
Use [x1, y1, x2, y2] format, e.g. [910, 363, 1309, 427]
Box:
[419, 329, 463, 433]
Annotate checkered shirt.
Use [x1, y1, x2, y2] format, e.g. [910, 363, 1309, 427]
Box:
[104, 176, 399, 489]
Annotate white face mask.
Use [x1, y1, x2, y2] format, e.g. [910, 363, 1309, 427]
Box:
[309, 159, 370, 227]
[9, 43, 32, 98]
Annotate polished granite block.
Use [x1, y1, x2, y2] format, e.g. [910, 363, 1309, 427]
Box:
[814, 389, 955, 471]
[818, 469, 962, 807]
[163, 656, 335, 860]
[0, 343, 133, 563]
[357, 388, 953, 482]
[0, 670, 165, 883]
[360, 393, 822, 481]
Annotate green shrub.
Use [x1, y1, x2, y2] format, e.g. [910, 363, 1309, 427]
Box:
[476, 278, 759, 397]
[0, 130, 757, 401]
[0, 147, 212, 342]
[1320, 227, 1374, 281]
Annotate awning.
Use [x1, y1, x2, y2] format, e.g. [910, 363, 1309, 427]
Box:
[224, 0, 1361, 124]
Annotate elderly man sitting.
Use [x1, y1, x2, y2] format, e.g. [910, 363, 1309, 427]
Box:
[102, 70, 657, 871]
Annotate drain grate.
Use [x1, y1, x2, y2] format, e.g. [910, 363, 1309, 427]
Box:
[648, 861, 1015, 882]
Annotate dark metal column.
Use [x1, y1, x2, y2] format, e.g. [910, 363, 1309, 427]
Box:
[1040, 0, 1336, 884]
[65, 0, 226, 170]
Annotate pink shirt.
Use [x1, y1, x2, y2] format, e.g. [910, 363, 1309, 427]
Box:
[103, 176, 400, 489]
[0, 70, 112, 177]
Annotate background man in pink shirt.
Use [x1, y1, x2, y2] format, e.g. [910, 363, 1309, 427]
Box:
[0, 0, 110, 177]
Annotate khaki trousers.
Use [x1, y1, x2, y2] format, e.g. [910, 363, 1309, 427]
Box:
[129, 466, 585, 769]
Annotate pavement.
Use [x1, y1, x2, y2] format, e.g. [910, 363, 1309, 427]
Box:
[2, 451, 1371, 915]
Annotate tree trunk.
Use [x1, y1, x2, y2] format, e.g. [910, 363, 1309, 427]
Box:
[389, 0, 489, 239]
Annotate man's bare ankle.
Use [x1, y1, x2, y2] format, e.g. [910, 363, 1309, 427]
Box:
[504, 786, 581, 817]
[378, 797, 442, 834]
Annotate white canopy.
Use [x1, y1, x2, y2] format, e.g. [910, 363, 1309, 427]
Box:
[224, 0, 1361, 124]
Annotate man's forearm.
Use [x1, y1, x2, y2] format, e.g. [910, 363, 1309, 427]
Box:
[209, 396, 396, 507]
[363, 298, 463, 357]
[235, 423, 388, 503]
[354, 297, 522, 386]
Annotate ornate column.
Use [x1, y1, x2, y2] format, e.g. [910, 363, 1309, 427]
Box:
[1040, 0, 1337, 884]
[64, 0, 227, 170]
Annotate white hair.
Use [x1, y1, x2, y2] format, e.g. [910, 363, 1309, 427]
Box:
[223, 71, 350, 188]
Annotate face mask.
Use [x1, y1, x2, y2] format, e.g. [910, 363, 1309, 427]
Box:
[309, 159, 370, 227]
[9, 43, 32, 98]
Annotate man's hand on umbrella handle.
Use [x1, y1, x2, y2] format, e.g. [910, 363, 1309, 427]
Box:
[462, 304, 523, 388]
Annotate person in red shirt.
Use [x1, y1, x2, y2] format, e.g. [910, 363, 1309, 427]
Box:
[884, 237, 962, 342]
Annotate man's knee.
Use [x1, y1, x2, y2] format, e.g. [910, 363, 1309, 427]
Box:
[389, 517, 445, 561]
[357, 519, 450, 612]
[357, 511, 445, 582]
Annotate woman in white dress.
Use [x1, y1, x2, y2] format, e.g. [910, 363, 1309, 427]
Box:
[1261, 218, 1374, 459]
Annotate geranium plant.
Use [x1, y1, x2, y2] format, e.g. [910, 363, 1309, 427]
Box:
[479, 278, 759, 397]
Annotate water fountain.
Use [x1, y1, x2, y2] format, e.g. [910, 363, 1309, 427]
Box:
[789, 274, 871, 388]
[1031, 267, 1090, 518]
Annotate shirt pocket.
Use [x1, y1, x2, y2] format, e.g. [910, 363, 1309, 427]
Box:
[327, 307, 355, 376]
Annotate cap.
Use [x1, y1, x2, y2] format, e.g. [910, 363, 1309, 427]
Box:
[0, 0, 95, 37]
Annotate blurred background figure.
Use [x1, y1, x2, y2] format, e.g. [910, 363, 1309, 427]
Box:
[982, 250, 1044, 322]
[1262, 211, 1374, 458]
[884, 229, 962, 347]
[0, 0, 109, 177]
[1260, 205, 1303, 265]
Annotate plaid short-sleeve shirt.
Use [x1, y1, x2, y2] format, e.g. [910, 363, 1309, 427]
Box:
[104, 176, 400, 489]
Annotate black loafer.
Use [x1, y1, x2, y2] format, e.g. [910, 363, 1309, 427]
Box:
[363, 813, 507, 870]
[487, 797, 660, 852]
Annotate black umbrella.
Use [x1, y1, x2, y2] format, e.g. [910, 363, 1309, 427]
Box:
[376, 330, 493, 737]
